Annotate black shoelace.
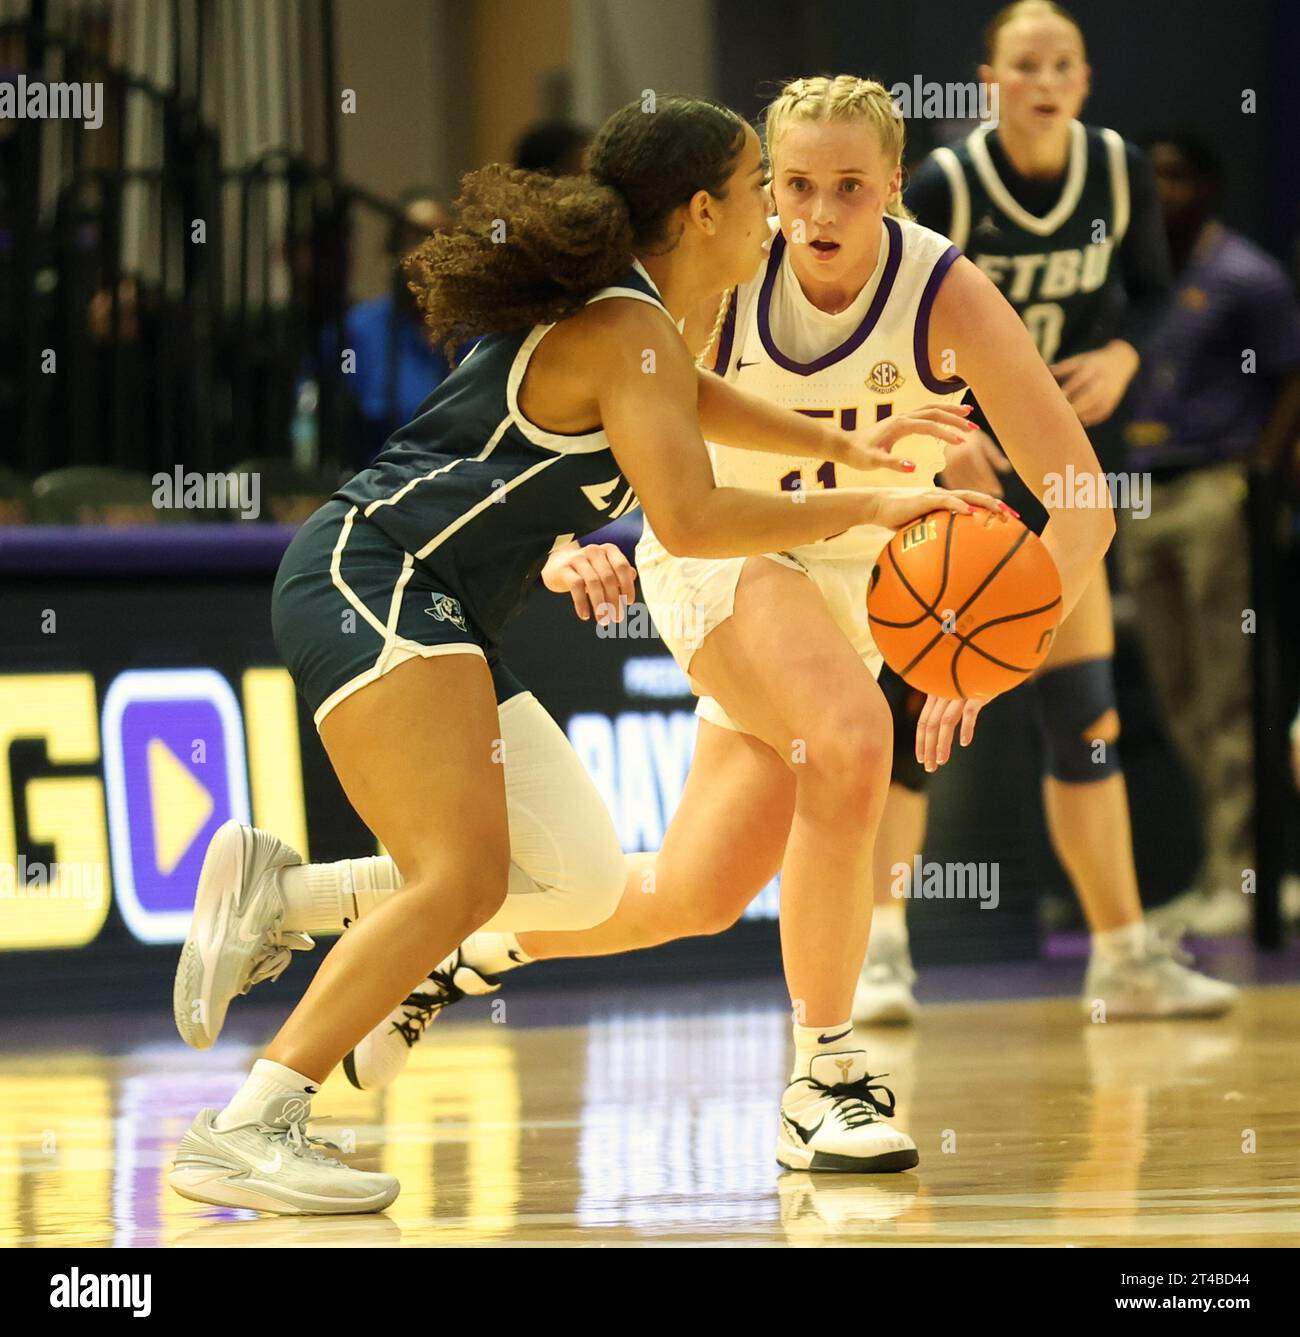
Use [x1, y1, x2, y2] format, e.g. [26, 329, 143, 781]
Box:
[390, 958, 465, 1047]
[809, 1073, 899, 1128]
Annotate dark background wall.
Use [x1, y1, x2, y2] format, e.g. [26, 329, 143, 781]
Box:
[715, 0, 1297, 260]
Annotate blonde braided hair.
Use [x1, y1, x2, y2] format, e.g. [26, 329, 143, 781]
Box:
[762, 75, 913, 221]
[695, 286, 735, 369]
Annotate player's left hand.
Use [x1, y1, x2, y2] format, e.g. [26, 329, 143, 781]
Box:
[938, 428, 1013, 496]
[542, 541, 638, 625]
[1049, 340, 1140, 428]
[915, 693, 988, 772]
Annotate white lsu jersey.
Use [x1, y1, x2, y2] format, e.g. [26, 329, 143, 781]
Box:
[693, 214, 968, 564]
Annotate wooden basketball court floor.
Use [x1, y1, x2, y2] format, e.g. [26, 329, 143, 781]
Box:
[2, 966, 1298, 1248]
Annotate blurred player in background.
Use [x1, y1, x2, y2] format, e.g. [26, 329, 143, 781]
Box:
[859, 0, 1238, 1024]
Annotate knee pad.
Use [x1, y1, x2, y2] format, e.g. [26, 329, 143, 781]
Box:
[1030, 658, 1122, 783]
[881, 667, 930, 794]
[541, 822, 626, 933]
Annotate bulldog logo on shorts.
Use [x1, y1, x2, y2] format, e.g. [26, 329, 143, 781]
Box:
[424, 593, 468, 632]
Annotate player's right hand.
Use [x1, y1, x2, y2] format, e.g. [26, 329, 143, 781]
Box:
[542, 540, 638, 626]
[915, 694, 990, 772]
[839, 402, 980, 473]
[867, 487, 1013, 531]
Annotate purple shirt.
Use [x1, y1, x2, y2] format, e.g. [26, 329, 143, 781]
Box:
[1126, 224, 1300, 470]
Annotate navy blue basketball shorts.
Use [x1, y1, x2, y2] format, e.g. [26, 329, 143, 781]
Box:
[272, 499, 523, 731]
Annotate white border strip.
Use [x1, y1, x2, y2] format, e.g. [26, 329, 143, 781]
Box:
[966, 120, 1088, 237]
[102, 668, 251, 945]
[1101, 127, 1131, 244]
[931, 146, 971, 250]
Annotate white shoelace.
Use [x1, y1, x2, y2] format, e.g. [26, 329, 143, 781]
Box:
[241, 926, 315, 994]
[270, 1118, 342, 1165]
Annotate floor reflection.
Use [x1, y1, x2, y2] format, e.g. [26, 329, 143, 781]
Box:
[1, 983, 1296, 1246]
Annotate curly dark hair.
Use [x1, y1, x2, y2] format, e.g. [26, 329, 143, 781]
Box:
[405, 96, 747, 353]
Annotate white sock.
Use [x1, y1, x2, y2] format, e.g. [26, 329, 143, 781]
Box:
[279, 856, 405, 933]
[463, 931, 531, 977]
[791, 1019, 857, 1081]
[214, 1059, 319, 1130]
[1092, 920, 1148, 964]
[870, 901, 909, 957]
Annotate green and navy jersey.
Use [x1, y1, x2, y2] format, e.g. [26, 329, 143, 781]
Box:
[333, 262, 664, 642]
[906, 120, 1171, 363]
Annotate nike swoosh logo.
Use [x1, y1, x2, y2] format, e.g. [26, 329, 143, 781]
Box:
[245, 1149, 282, 1174]
[235, 883, 270, 944]
[782, 1112, 825, 1146]
[735, 358, 759, 371]
[818, 1028, 854, 1045]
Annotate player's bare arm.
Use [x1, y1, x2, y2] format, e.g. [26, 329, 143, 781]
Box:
[929, 255, 1115, 619]
[584, 301, 986, 557]
[696, 366, 978, 473]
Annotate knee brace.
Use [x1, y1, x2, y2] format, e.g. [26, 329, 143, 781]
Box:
[1030, 658, 1122, 783]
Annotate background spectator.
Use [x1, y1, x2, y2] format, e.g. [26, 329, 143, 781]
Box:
[1125, 131, 1300, 935]
[339, 192, 451, 466]
[512, 120, 591, 175]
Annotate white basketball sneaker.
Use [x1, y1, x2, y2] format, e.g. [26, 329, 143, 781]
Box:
[174, 821, 315, 1049]
[852, 940, 920, 1025]
[343, 947, 501, 1090]
[1147, 886, 1251, 938]
[776, 1051, 918, 1173]
[1082, 927, 1239, 1020]
[169, 1090, 399, 1216]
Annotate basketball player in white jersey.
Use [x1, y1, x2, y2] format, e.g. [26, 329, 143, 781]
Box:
[211, 76, 1114, 1179]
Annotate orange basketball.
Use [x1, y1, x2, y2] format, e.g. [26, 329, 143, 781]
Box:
[867, 509, 1063, 699]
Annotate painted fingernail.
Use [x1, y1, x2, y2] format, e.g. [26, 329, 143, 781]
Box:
[900, 460, 915, 471]
[1001, 503, 1021, 518]
[965, 421, 978, 430]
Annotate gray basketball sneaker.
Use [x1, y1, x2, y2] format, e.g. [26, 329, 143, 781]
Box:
[169, 1090, 399, 1215]
[852, 939, 920, 1025]
[174, 821, 315, 1049]
[1082, 926, 1239, 1020]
